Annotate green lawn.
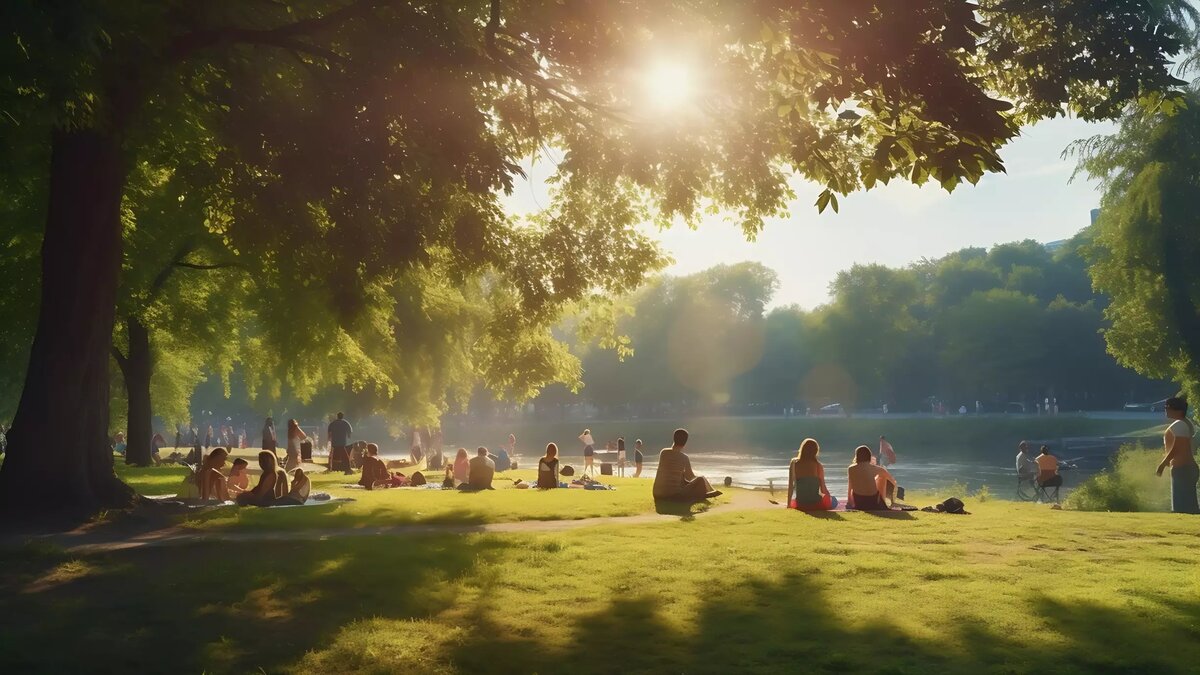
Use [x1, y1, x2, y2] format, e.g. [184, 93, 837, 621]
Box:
[2, 480, 1198, 674]
[118, 463, 711, 531]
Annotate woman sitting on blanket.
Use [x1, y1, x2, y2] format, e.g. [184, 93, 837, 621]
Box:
[198, 447, 230, 501]
[788, 438, 838, 511]
[847, 445, 896, 510]
[238, 451, 289, 506]
[227, 457, 250, 497]
[275, 468, 311, 506]
[453, 447, 470, 485]
[538, 443, 561, 489]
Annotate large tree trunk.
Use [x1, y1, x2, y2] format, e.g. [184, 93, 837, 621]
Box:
[0, 128, 135, 518]
[118, 315, 154, 467]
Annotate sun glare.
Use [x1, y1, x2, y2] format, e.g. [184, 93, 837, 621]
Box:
[641, 60, 695, 111]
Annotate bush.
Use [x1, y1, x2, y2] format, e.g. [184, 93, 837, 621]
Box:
[1067, 445, 1171, 512]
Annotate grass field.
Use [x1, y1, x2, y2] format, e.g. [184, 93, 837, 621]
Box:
[13, 430, 1181, 672]
[2, 475, 1198, 674]
[117, 464, 705, 531]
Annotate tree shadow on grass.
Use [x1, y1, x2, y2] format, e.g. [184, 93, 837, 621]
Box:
[654, 500, 713, 520]
[447, 570, 1200, 675]
[0, 533, 512, 673]
[5, 536, 1200, 674]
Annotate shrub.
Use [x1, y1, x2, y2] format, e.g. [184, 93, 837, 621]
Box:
[1067, 444, 1171, 512]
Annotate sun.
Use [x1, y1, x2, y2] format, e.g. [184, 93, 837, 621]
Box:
[641, 60, 695, 111]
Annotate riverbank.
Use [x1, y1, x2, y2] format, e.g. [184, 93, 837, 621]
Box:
[2, 478, 1197, 674]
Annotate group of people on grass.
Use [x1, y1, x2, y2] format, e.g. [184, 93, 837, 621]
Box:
[195, 447, 311, 507]
[577, 429, 645, 478]
[785, 438, 900, 511]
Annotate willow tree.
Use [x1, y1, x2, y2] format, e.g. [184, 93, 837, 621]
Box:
[1073, 88, 1200, 400]
[1, 0, 1196, 516]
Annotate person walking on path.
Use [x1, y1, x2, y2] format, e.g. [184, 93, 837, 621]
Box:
[262, 417, 278, 461]
[328, 412, 353, 473]
[285, 419, 307, 472]
[1157, 397, 1199, 514]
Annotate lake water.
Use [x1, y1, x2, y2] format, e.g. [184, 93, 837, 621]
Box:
[362, 446, 1118, 500]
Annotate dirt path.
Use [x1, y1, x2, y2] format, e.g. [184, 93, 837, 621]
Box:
[11, 490, 782, 554]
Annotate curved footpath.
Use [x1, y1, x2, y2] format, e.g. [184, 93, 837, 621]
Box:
[7, 490, 779, 555]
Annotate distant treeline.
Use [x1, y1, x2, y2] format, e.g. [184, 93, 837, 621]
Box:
[529, 235, 1169, 416]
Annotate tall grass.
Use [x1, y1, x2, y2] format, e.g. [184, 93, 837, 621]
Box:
[1067, 444, 1171, 512]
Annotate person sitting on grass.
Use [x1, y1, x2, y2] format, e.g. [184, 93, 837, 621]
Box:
[460, 447, 495, 491]
[847, 445, 896, 510]
[1157, 396, 1199, 514]
[538, 443, 561, 489]
[652, 428, 721, 503]
[788, 438, 838, 511]
[275, 468, 311, 506]
[238, 451, 288, 506]
[227, 457, 250, 497]
[453, 447, 470, 485]
[359, 443, 395, 490]
[198, 447, 230, 501]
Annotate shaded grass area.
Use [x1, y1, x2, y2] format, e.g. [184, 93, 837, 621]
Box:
[3, 501, 1198, 673]
[116, 464, 707, 530]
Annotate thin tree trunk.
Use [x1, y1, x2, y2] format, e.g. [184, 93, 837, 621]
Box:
[119, 316, 154, 467]
[0, 128, 135, 517]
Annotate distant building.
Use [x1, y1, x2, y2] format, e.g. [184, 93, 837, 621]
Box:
[1090, 208, 1101, 225]
[1043, 239, 1067, 253]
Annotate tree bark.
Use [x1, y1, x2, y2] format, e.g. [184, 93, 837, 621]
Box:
[118, 316, 154, 467]
[0, 128, 136, 517]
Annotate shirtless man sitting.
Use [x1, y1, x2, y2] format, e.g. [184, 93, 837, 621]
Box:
[847, 445, 896, 510]
[1157, 397, 1199, 514]
[652, 429, 720, 502]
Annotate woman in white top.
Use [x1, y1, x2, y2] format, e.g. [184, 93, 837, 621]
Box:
[285, 419, 306, 471]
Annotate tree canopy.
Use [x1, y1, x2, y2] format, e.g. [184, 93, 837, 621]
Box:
[2, 0, 1197, 514]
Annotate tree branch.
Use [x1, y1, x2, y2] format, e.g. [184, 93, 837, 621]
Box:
[168, 0, 385, 62]
[484, 0, 632, 128]
[174, 261, 241, 271]
[111, 346, 129, 372]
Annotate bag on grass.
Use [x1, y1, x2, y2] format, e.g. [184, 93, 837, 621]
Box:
[561, 465, 575, 476]
[410, 471, 426, 487]
[935, 497, 966, 514]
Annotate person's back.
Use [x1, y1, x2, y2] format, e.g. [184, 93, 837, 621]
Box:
[328, 417, 352, 448]
[538, 456, 559, 489]
[360, 454, 386, 488]
[1036, 450, 1059, 483]
[653, 447, 691, 499]
[453, 451, 470, 484]
[469, 452, 495, 489]
[288, 471, 310, 502]
[495, 448, 512, 472]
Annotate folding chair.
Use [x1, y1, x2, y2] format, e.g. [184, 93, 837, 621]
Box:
[1035, 478, 1062, 504]
[1016, 474, 1038, 501]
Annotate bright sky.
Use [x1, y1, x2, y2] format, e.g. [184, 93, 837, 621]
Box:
[503, 116, 1113, 310]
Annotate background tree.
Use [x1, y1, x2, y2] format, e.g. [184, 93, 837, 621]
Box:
[1073, 88, 1200, 401]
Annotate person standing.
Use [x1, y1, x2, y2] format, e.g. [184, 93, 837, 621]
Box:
[633, 438, 645, 477]
[1156, 397, 1199, 514]
[878, 436, 897, 467]
[204, 424, 213, 450]
[616, 437, 627, 477]
[285, 418, 307, 471]
[328, 412, 353, 473]
[579, 428, 596, 477]
[262, 417, 278, 460]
